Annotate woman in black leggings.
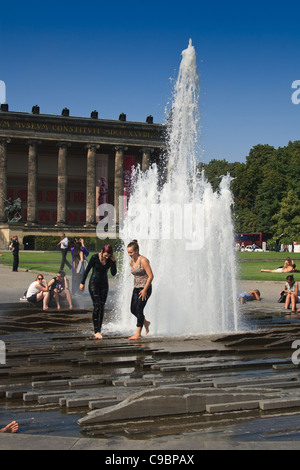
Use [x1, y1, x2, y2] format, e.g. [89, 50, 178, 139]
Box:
[127, 240, 154, 340]
[80, 244, 117, 339]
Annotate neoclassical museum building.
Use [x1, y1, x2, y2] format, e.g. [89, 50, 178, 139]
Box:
[0, 104, 165, 248]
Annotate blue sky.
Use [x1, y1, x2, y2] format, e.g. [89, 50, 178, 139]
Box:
[1, 0, 300, 163]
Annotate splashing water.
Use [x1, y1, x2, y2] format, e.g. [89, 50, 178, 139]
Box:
[111, 40, 239, 337]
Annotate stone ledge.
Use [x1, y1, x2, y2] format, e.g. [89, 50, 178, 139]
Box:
[259, 398, 300, 411]
[78, 394, 188, 426]
[206, 400, 260, 413]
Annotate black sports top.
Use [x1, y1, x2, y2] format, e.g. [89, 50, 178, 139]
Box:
[81, 253, 117, 285]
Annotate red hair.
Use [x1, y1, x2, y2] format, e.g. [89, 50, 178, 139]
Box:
[102, 244, 113, 255]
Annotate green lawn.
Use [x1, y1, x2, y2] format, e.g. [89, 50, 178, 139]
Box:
[0, 250, 299, 281]
[0, 251, 71, 274]
[237, 251, 300, 281]
[236, 252, 298, 260]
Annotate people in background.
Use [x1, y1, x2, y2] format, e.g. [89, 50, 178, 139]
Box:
[281, 275, 299, 314]
[57, 233, 71, 271]
[26, 274, 50, 310]
[71, 241, 84, 294]
[10, 235, 20, 272]
[260, 257, 296, 273]
[48, 271, 72, 310]
[239, 289, 261, 304]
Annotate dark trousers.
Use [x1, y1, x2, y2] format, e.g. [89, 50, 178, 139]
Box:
[89, 281, 109, 333]
[72, 272, 81, 294]
[130, 285, 152, 328]
[60, 248, 72, 270]
[12, 251, 19, 272]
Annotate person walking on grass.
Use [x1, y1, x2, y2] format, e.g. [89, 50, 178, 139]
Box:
[57, 233, 71, 271]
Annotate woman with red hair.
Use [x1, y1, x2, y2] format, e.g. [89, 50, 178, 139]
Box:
[80, 244, 117, 339]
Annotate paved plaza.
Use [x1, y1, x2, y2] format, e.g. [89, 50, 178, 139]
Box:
[1, 263, 300, 450]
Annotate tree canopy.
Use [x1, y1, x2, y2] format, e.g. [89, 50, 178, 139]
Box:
[197, 141, 300, 243]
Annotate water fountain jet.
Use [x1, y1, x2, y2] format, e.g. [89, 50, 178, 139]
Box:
[111, 40, 239, 337]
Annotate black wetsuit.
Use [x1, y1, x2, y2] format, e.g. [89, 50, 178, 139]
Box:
[81, 254, 117, 333]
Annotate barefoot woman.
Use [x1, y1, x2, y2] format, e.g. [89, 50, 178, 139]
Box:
[127, 240, 154, 340]
[80, 244, 117, 339]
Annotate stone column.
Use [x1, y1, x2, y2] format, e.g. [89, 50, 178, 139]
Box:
[0, 138, 10, 223]
[85, 144, 99, 226]
[141, 147, 154, 172]
[56, 142, 70, 226]
[26, 140, 41, 226]
[114, 146, 127, 227]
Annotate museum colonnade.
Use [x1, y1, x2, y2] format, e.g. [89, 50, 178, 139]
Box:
[0, 138, 153, 227]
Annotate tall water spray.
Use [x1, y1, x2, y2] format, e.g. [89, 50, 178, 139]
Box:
[112, 40, 239, 336]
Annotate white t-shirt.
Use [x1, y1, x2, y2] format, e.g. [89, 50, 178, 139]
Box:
[60, 237, 69, 249]
[26, 281, 40, 298]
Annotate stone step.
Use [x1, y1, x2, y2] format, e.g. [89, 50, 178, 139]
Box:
[89, 399, 121, 409]
[78, 388, 278, 426]
[259, 398, 300, 411]
[66, 395, 116, 409]
[213, 374, 300, 389]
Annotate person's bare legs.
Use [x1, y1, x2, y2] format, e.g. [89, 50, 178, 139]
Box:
[285, 293, 297, 313]
[54, 290, 61, 310]
[285, 294, 291, 311]
[129, 327, 142, 340]
[0, 421, 18, 433]
[43, 291, 50, 310]
[36, 291, 48, 311]
[143, 319, 150, 335]
[64, 289, 73, 309]
[291, 293, 297, 312]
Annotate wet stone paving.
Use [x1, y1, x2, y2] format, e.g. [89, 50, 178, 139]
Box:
[1, 300, 300, 442]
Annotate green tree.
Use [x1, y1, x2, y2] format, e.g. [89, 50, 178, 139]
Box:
[272, 188, 300, 242]
[197, 159, 238, 191]
[199, 141, 300, 239]
[254, 165, 285, 233]
[234, 207, 258, 233]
